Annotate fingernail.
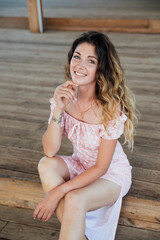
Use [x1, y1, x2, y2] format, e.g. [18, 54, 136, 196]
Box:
[75, 98, 77, 101]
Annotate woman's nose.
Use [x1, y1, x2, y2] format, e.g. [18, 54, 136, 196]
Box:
[77, 59, 86, 68]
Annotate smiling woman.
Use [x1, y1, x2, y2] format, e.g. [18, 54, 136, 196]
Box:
[33, 31, 138, 240]
[70, 43, 98, 88]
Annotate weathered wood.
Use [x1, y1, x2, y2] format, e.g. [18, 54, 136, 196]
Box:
[115, 225, 160, 240]
[1, 0, 160, 20]
[0, 144, 160, 174]
[0, 205, 60, 230]
[0, 17, 29, 29]
[0, 177, 160, 232]
[44, 18, 160, 33]
[0, 222, 59, 240]
[27, 0, 43, 33]
[0, 169, 40, 182]
[0, 204, 159, 240]
[119, 217, 160, 232]
[0, 28, 160, 237]
[0, 220, 7, 232]
[1, 17, 160, 33]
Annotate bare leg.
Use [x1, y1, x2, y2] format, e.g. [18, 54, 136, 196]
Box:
[38, 156, 89, 239]
[37, 156, 69, 222]
[59, 191, 86, 240]
[59, 178, 121, 240]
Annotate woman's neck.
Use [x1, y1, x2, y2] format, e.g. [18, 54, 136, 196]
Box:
[77, 85, 96, 104]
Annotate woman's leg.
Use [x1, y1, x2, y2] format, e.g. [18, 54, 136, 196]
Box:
[37, 155, 70, 222]
[38, 156, 88, 240]
[59, 178, 121, 240]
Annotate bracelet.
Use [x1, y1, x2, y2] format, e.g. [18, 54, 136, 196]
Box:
[52, 112, 63, 124]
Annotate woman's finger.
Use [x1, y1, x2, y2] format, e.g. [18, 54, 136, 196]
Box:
[63, 80, 78, 89]
[57, 91, 72, 102]
[33, 204, 41, 219]
[37, 207, 46, 220]
[41, 210, 50, 221]
[58, 88, 76, 102]
[60, 86, 77, 100]
[45, 208, 55, 222]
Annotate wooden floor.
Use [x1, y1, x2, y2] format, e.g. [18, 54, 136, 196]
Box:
[0, 28, 160, 239]
[1, 0, 160, 33]
[0, 0, 160, 19]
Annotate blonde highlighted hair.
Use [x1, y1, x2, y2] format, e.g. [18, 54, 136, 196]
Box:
[65, 31, 140, 151]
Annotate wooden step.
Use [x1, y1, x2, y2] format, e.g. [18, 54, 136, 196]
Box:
[0, 204, 160, 240]
[0, 177, 160, 231]
[0, 17, 160, 33]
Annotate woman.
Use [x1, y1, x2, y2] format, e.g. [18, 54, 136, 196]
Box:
[33, 31, 138, 240]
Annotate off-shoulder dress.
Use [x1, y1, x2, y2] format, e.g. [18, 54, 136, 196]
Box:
[48, 97, 132, 240]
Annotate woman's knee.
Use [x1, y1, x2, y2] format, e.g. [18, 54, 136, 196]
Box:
[64, 190, 86, 212]
[38, 156, 58, 173]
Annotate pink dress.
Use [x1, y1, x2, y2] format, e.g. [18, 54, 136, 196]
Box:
[48, 98, 132, 240]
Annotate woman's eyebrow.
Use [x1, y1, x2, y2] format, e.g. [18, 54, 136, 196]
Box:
[88, 56, 97, 60]
[74, 51, 97, 60]
[74, 51, 80, 55]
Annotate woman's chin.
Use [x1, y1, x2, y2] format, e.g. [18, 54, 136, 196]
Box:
[71, 77, 79, 84]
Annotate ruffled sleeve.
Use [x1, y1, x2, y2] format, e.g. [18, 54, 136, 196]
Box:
[48, 97, 65, 127]
[99, 112, 127, 140]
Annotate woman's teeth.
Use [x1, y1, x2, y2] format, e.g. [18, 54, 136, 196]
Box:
[75, 71, 86, 76]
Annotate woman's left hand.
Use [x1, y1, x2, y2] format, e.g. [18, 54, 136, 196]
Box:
[33, 186, 64, 222]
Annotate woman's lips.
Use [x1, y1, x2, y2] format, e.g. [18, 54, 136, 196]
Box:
[74, 71, 87, 77]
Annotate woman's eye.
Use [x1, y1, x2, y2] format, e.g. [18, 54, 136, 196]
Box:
[89, 59, 95, 64]
[73, 55, 80, 59]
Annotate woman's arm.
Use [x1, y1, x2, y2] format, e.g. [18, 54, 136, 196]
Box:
[60, 138, 118, 196]
[42, 106, 64, 157]
[42, 80, 78, 157]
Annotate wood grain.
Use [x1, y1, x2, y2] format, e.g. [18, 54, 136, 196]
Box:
[0, 178, 160, 232]
[0, 28, 159, 238]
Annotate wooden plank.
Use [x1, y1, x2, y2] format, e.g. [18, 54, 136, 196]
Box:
[0, 220, 7, 232]
[132, 167, 160, 184]
[0, 177, 160, 232]
[0, 131, 159, 153]
[0, 204, 60, 230]
[0, 204, 159, 239]
[1, 0, 160, 20]
[0, 79, 159, 92]
[0, 169, 40, 182]
[0, 16, 160, 33]
[0, 178, 44, 209]
[44, 18, 160, 33]
[0, 102, 160, 124]
[130, 179, 160, 199]
[0, 220, 159, 240]
[122, 195, 160, 220]
[0, 28, 159, 46]
[119, 217, 160, 232]
[0, 140, 160, 173]
[0, 222, 59, 240]
[115, 225, 160, 240]
[0, 17, 29, 29]
[27, 0, 43, 33]
[0, 28, 159, 236]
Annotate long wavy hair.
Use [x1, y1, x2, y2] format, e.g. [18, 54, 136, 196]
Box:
[65, 31, 140, 151]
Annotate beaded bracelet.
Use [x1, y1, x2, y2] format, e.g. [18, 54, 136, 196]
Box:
[52, 112, 63, 124]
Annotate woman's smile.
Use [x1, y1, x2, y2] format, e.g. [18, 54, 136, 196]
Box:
[74, 71, 87, 77]
[70, 42, 98, 85]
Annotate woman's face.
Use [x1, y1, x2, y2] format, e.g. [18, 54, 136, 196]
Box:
[70, 42, 98, 86]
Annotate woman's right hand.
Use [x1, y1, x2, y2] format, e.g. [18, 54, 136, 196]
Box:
[53, 80, 78, 110]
